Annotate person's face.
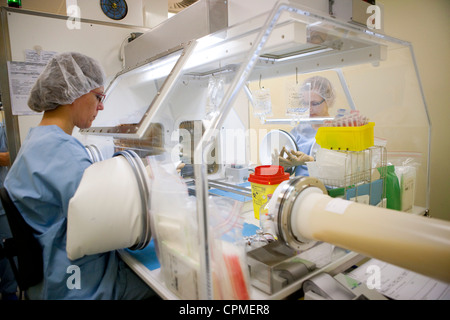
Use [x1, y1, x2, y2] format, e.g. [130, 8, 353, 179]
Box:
[71, 87, 105, 129]
[301, 92, 329, 117]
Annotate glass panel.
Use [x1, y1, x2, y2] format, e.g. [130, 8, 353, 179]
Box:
[83, 48, 184, 135]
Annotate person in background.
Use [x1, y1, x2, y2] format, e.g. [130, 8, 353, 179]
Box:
[0, 112, 18, 300]
[275, 76, 336, 176]
[4, 52, 156, 300]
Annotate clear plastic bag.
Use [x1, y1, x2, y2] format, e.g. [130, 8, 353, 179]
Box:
[209, 197, 251, 300]
[286, 83, 309, 118]
[206, 76, 225, 119]
[147, 157, 251, 299]
[146, 157, 200, 299]
[252, 88, 272, 118]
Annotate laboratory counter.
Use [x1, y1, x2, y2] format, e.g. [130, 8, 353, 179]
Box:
[118, 207, 366, 300]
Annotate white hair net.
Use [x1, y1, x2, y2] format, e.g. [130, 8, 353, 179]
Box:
[28, 52, 105, 112]
[299, 76, 336, 108]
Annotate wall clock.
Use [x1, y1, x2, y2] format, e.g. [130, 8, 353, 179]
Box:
[100, 0, 128, 20]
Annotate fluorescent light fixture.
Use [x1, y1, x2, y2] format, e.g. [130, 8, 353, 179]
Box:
[260, 47, 333, 62]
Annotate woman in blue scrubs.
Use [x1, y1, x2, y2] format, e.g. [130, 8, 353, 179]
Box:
[276, 76, 336, 176]
[4, 52, 156, 300]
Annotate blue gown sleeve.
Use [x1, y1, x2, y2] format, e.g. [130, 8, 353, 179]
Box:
[4, 127, 92, 233]
[291, 124, 317, 177]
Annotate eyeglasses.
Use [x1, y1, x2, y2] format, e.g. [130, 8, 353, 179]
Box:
[91, 90, 106, 103]
[300, 98, 325, 108]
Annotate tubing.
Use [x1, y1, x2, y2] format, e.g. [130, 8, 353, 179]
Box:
[292, 192, 450, 283]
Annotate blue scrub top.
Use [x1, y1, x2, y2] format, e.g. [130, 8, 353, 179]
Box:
[290, 123, 317, 177]
[4, 125, 152, 300]
[0, 120, 8, 216]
